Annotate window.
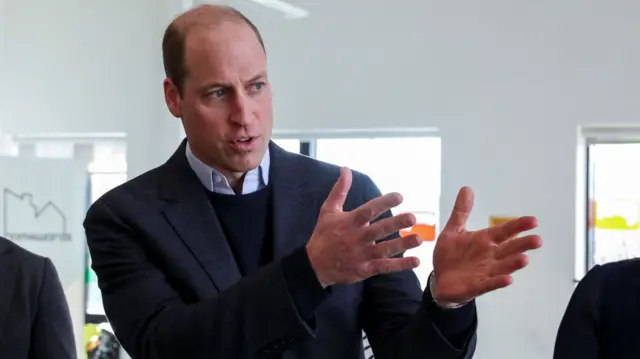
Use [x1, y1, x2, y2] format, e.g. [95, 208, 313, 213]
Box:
[586, 142, 640, 271]
[272, 138, 301, 154]
[86, 142, 127, 317]
[315, 137, 441, 287]
[89, 173, 128, 203]
[86, 172, 127, 317]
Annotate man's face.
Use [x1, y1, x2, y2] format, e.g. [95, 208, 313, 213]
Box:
[164, 21, 272, 177]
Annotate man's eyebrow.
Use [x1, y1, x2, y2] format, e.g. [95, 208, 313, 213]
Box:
[247, 72, 267, 83]
[198, 72, 267, 92]
[198, 81, 227, 93]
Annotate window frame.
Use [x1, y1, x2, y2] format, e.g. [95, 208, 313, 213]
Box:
[83, 139, 127, 324]
[272, 127, 439, 159]
[577, 126, 640, 282]
[85, 170, 128, 323]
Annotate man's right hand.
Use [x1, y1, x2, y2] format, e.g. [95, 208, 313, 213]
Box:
[306, 167, 422, 288]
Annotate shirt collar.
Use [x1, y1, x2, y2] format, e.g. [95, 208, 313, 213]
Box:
[185, 142, 270, 195]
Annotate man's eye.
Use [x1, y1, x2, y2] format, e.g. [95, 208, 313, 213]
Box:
[252, 82, 265, 91]
[210, 89, 226, 98]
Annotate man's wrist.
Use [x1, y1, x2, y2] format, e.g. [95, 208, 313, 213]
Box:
[305, 246, 331, 289]
[429, 271, 468, 309]
[281, 247, 331, 321]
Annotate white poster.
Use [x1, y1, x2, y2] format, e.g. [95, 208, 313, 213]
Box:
[0, 156, 87, 358]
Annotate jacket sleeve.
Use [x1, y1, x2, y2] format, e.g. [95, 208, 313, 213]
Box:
[29, 258, 77, 359]
[553, 265, 603, 359]
[357, 174, 477, 359]
[84, 199, 328, 359]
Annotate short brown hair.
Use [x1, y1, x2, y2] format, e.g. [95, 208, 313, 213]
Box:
[162, 6, 265, 95]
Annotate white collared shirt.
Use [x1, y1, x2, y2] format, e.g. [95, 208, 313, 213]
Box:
[185, 143, 270, 195]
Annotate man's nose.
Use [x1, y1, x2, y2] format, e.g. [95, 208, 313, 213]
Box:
[230, 92, 254, 126]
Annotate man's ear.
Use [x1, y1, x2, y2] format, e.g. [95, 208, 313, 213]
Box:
[163, 78, 183, 118]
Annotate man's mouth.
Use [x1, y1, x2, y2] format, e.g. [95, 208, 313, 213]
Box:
[229, 136, 258, 150]
[234, 137, 254, 143]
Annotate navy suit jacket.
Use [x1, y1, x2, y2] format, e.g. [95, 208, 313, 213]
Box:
[84, 140, 477, 359]
[0, 237, 76, 359]
[554, 258, 640, 359]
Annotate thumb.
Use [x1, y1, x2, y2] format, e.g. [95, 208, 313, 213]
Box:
[321, 167, 352, 213]
[443, 186, 474, 232]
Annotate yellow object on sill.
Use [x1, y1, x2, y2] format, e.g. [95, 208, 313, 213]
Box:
[595, 216, 640, 230]
[489, 216, 517, 228]
[489, 216, 518, 240]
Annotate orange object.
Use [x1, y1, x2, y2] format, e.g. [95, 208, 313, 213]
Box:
[588, 199, 597, 229]
[400, 224, 436, 241]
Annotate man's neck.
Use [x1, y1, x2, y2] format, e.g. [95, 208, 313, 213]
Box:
[184, 142, 270, 195]
[227, 173, 246, 194]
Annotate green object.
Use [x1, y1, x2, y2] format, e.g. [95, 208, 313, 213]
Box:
[85, 254, 98, 284]
[86, 268, 98, 284]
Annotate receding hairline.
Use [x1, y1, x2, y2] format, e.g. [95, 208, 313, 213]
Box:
[170, 4, 262, 47]
[162, 4, 266, 93]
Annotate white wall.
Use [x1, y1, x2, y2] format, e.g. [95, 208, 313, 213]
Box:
[231, 1, 640, 358]
[0, 0, 184, 177]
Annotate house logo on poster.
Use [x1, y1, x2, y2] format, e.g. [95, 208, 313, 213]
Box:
[2, 189, 71, 241]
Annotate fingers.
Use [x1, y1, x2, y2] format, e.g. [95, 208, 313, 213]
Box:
[365, 256, 420, 277]
[321, 167, 352, 214]
[495, 234, 542, 259]
[368, 234, 422, 259]
[350, 192, 403, 226]
[491, 253, 530, 276]
[442, 186, 474, 232]
[474, 275, 513, 296]
[474, 253, 530, 297]
[488, 216, 538, 244]
[363, 212, 416, 242]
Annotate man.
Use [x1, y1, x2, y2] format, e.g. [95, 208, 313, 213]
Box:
[0, 236, 76, 359]
[553, 259, 640, 358]
[84, 5, 542, 359]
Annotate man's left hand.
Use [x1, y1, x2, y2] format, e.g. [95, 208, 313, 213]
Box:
[432, 186, 542, 305]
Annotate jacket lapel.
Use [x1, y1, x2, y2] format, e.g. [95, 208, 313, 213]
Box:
[159, 141, 241, 292]
[269, 143, 318, 260]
